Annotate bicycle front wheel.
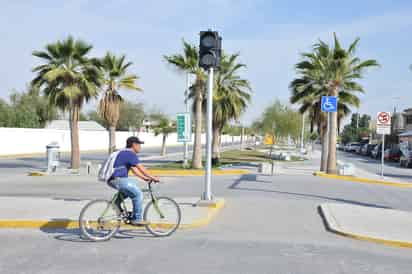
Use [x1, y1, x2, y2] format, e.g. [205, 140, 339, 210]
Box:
[143, 197, 181, 237]
[79, 199, 121, 241]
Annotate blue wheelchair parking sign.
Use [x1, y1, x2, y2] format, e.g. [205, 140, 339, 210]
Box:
[321, 96, 338, 112]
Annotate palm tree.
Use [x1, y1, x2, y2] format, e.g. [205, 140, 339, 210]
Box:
[318, 34, 379, 174]
[97, 52, 141, 153]
[153, 116, 175, 156]
[32, 36, 102, 169]
[290, 33, 379, 173]
[164, 40, 206, 169]
[211, 53, 251, 164]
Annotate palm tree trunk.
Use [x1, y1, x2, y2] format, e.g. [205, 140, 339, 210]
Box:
[192, 83, 203, 169]
[109, 125, 116, 154]
[327, 86, 338, 174]
[320, 115, 328, 172]
[69, 103, 81, 169]
[212, 126, 221, 165]
[161, 135, 167, 156]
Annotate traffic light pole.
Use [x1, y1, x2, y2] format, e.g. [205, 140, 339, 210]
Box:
[202, 67, 214, 201]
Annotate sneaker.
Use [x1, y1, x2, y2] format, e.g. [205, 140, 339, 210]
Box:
[130, 219, 149, 226]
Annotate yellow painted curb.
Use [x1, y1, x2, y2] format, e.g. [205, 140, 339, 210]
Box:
[140, 169, 249, 176]
[180, 199, 226, 229]
[331, 227, 412, 249]
[0, 220, 78, 229]
[0, 199, 225, 230]
[28, 171, 47, 176]
[319, 204, 412, 249]
[314, 172, 412, 188]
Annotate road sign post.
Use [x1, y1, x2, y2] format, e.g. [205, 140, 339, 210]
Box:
[376, 112, 391, 178]
[321, 96, 338, 170]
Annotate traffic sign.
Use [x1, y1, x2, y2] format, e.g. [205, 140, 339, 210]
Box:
[376, 112, 391, 135]
[321, 96, 338, 112]
[264, 134, 274, 145]
[176, 112, 192, 142]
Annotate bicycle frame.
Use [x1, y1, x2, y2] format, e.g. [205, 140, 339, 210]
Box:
[99, 181, 165, 222]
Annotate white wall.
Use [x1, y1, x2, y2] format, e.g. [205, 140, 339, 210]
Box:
[0, 127, 242, 156]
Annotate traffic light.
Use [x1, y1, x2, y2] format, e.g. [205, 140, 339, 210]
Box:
[199, 30, 221, 70]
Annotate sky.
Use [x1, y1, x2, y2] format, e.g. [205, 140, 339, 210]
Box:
[1, 0, 412, 125]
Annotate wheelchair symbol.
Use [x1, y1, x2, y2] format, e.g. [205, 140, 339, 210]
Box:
[321, 96, 337, 112]
[323, 98, 334, 110]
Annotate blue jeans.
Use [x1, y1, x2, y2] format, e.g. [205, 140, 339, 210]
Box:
[110, 177, 143, 221]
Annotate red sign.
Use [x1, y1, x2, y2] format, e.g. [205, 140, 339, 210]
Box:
[377, 112, 391, 126]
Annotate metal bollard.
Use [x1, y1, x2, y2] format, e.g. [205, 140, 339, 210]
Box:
[46, 142, 60, 173]
[86, 162, 92, 175]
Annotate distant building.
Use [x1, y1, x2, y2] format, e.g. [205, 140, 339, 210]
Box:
[45, 120, 106, 131]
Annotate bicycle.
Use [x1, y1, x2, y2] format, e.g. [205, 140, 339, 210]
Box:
[79, 180, 181, 241]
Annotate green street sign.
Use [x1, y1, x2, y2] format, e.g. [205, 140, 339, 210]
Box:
[176, 112, 192, 142]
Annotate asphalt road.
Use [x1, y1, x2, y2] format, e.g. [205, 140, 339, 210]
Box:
[2, 164, 412, 273]
[337, 150, 412, 182]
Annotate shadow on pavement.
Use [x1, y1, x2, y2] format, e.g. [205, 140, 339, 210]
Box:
[382, 173, 412, 181]
[229, 174, 391, 209]
[41, 228, 154, 242]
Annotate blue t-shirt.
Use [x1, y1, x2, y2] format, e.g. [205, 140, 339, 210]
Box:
[112, 150, 140, 178]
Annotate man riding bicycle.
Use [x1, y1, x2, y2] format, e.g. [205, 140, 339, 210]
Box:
[109, 136, 159, 226]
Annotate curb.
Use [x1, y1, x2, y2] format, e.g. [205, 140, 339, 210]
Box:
[314, 172, 412, 188]
[319, 204, 412, 249]
[0, 199, 225, 230]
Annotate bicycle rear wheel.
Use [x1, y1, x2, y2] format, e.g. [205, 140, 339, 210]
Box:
[79, 199, 121, 241]
[143, 197, 181, 237]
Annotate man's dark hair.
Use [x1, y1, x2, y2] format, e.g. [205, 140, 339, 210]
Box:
[126, 136, 144, 148]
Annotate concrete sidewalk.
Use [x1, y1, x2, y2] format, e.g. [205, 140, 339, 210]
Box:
[320, 203, 412, 248]
[0, 196, 224, 229]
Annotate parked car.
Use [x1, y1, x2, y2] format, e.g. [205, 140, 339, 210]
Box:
[371, 144, 389, 159]
[371, 144, 381, 159]
[384, 148, 401, 162]
[399, 140, 412, 168]
[360, 144, 376, 156]
[354, 144, 363, 154]
[400, 153, 412, 168]
[346, 143, 361, 153]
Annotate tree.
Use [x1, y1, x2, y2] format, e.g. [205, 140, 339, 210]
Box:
[117, 102, 145, 131]
[261, 100, 302, 143]
[87, 110, 108, 128]
[211, 52, 251, 164]
[319, 34, 378, 174]
[0, 99, 12, 127]
[0, 86, 59, 128]
[97, 52, 141, 153]
[32, 36, 102, 169]
[164, 40, 206, 169]
[341, 113, 371, 144]
[152, 114, 175, 156]
[290, 33, 378, 173]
